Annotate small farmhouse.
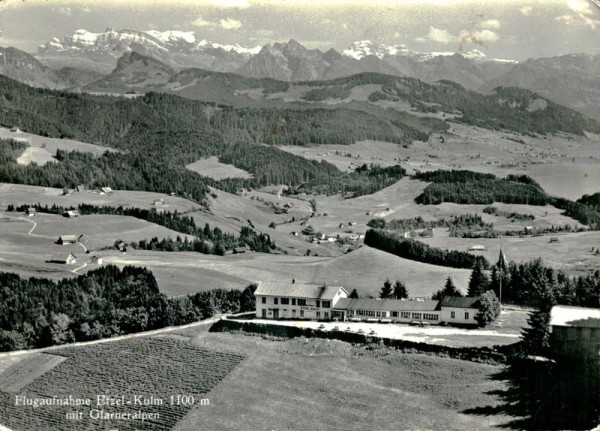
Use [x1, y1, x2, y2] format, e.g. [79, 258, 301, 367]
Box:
[233, 246, 248, 254]
[49, 252, 76, 264]
[63, 210, 80, 218]
[25, 207, 36, 216]
[90, 255, 103, 265]
[439, 296, 480, 325]
[332, 298, 441, 323]
[549, 305, 600, 361]
[57, 235, 78, 245]
[255, 281, 348, 320]
[100, 187, 113, 194]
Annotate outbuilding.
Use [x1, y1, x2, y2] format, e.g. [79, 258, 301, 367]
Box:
[549, 305, 600, 361]
[439, 296, 480, 326]
[63, 210, 80, 218]
[57, 235, 78, 245]
[49, 252, 76, 264]
[25, 207, 36, 216]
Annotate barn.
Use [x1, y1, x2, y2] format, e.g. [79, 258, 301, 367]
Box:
[63, 210, 80, 218]
[25, 207, 36, 216]
[57, 235, 78, 245]
[49, 252, 76, 264]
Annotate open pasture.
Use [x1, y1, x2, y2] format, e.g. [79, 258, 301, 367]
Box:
[420, 230, 600, 275]
[0, 183, 200, 214]
[0, 127, 118, 166]
[281, 178, 581, 242]
[196, 188, 341, 257]
[107, 245, 472, 298]
[0, 211, 193, 280]
[0, 337, 245, 431]
[174, 331, 517, 431]
[280, 126, 600, 200]
[185, 156, 253, 180]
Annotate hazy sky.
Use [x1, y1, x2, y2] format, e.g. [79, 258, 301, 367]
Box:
[1, 0, 599, 61]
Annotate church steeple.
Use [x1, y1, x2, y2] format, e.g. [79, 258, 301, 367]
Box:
[497, 247, 508, 270]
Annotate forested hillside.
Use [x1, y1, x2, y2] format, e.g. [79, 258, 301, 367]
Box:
[414, 169, 600, 229]
[292, 72, 600, 135]
[0, 266, 257, 351]
[0, 76, 424, 200]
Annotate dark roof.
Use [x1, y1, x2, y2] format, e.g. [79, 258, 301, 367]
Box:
[50, 252, 75, 262]
[440, 296, 480, 309]
[333, 298, 440, 312]
[255, 282, 346, 300]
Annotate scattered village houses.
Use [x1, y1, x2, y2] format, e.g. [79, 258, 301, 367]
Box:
[49, 252, 76, 264]
[549, 305, 600, 361]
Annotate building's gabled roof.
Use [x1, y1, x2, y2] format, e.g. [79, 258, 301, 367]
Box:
[26, 207, 36, 212]
[50, 252, 75, 262]
[255, 282, 346, 300]
[440, 296, 480, 309]
[59, 235, 78, 242]
[550, 305, 600, 328]
[333, 298, 440, 312]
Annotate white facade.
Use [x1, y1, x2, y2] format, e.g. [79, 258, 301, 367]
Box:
[440, 307, 478, 325]
[255, 282, 348, 320]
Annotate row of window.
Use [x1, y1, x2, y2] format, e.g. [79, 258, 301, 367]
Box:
[261, 309, 329, 319]
[260, 297, 330, 308]
[349, 310, 440, 320]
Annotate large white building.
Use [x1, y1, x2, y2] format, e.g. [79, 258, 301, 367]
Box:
[254, 283, 482, 326]
[332, 298, 441, 324]
[254, 281, 348, 320]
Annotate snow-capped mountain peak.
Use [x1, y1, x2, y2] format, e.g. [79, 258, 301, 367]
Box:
[144, 30, 197, 44]
[341, 40, 518, 65]
[343, 40, 413, 60]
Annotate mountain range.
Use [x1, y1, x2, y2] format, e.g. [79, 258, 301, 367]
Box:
[1, 28, 598, 120]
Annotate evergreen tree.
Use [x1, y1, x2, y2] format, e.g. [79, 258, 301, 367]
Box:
[476, 290, 501, 327]
[468, 262, 490, 297]
[393, 280, 409, 299]
[380, 279, 393, 299]
[441, 276, 462, 297]
[349, 289, 359, 299]
[521, 275, 556, 355]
